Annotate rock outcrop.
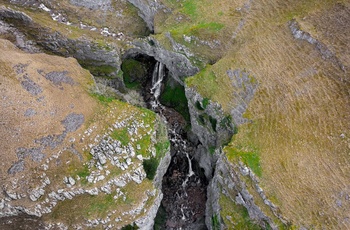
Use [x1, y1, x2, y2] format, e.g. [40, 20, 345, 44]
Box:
[0, 6, 121, 79]
[124, 37, 199, 84]
[0, 38, 170, 229]
[127, 0, 161, 32]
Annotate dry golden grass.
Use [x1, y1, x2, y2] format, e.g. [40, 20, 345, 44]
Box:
[0, 38, 98, 208]
[185, 0, 350, 228]
[0, 39, 165, 227]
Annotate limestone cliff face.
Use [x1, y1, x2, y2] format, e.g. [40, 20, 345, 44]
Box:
[124, 38, 199, 84]
[0, 6, 121, 78]
[185, 79, 286, 229]
[126, 0, 161, 32]
[185, 86, 234, 179]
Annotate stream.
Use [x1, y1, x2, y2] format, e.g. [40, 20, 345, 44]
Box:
[147, 62, 208, 230]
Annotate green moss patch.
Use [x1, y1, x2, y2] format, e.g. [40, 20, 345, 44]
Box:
[121, 59, 148, 89]
[219, 193, 262, 230]
[226, 145, 262, 177]
[159, 81, 191, 123]
[111, 128, 129, 146]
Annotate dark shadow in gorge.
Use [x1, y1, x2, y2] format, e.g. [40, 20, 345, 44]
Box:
[121, 54, 209, 229]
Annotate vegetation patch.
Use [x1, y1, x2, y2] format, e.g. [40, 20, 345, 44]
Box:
[121, 223, 139, 230]
[49, 193, 116, 226]
[143, 157, 159, 180]
[195, 101, 204, 110]
[79, 61, 117, 77]
[211, 214, 221, 230]
[91, 93, 115, 104]
[159, 81, 190, 122]
[121, 59, 148, 89]
[226, 145, 262, 177]
[209, 146, 216, 155]
[181, 0, 198, 19]
[154, 204, 167, 230]
[202, 98, 210, 109]
[209, 116, 217, 132]
[111, 128, 129, 146]
[219, 193, 261, 230]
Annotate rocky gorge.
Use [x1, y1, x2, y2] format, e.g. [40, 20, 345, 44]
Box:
[1, 0, 350, 229]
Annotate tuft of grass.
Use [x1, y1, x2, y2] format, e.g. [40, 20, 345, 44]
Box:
[209, 146, 216, 155]
[121, 223, 139, 230]
[209, 116, 217, 132]
[91, 93, 115, 104]
[212, 214, 221, 230]
[202, 98, 210, 109]
[111, 128, 129, 146]
[226, 146, 262, 177]
[75, 164, 90, 185]
[143, 157, 159, 180]
[181, 0, 198, 19]
[78, 60, 118, 77]
[219, 193, 262, 230]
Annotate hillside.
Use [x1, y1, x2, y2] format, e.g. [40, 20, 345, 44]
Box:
[0, 0, 349, 229]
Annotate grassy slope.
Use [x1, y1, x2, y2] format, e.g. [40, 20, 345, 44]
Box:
[0, 39, 169, 228]
[159, 0, 350, 228]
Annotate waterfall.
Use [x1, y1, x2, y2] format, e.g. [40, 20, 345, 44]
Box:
[147, 60, 207, 229]
[182, 151, 195, 188]
[150, 62, 165, 109]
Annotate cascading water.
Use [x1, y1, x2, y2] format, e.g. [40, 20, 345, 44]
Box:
[150, 62, 165, 110]
[149, 62, 208, 230]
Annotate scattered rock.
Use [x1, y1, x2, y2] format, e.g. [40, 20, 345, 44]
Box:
[86, 188, 99, 196]
[29, 188, 45, 201]
[61, 113, 85, 133]
[7, 160, 25, 175]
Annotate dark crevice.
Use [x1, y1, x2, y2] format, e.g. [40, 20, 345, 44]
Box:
[121, 54, 209, 229]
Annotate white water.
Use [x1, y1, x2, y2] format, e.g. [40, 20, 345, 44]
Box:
[150, 62, 165, 109]
[182, 151, 195, 188]
[149, 63, 199, 224]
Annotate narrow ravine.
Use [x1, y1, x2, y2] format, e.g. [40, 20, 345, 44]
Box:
[145, 61, 208, 229]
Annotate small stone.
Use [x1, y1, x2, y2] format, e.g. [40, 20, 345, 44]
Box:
[136, 155, 143, 161]
[101, 185, 112, 194]
[98, 153, 107, 165]
[86, 188, 99, 196]
[44, 177, 51, 185]
[68, 177, 76, 186]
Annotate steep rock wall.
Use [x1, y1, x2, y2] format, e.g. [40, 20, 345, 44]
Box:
[185, 81, 287, 229]
[0, 6, 122, 80]
[124, 38, 199, 84]
[126, 0, 160, 32]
